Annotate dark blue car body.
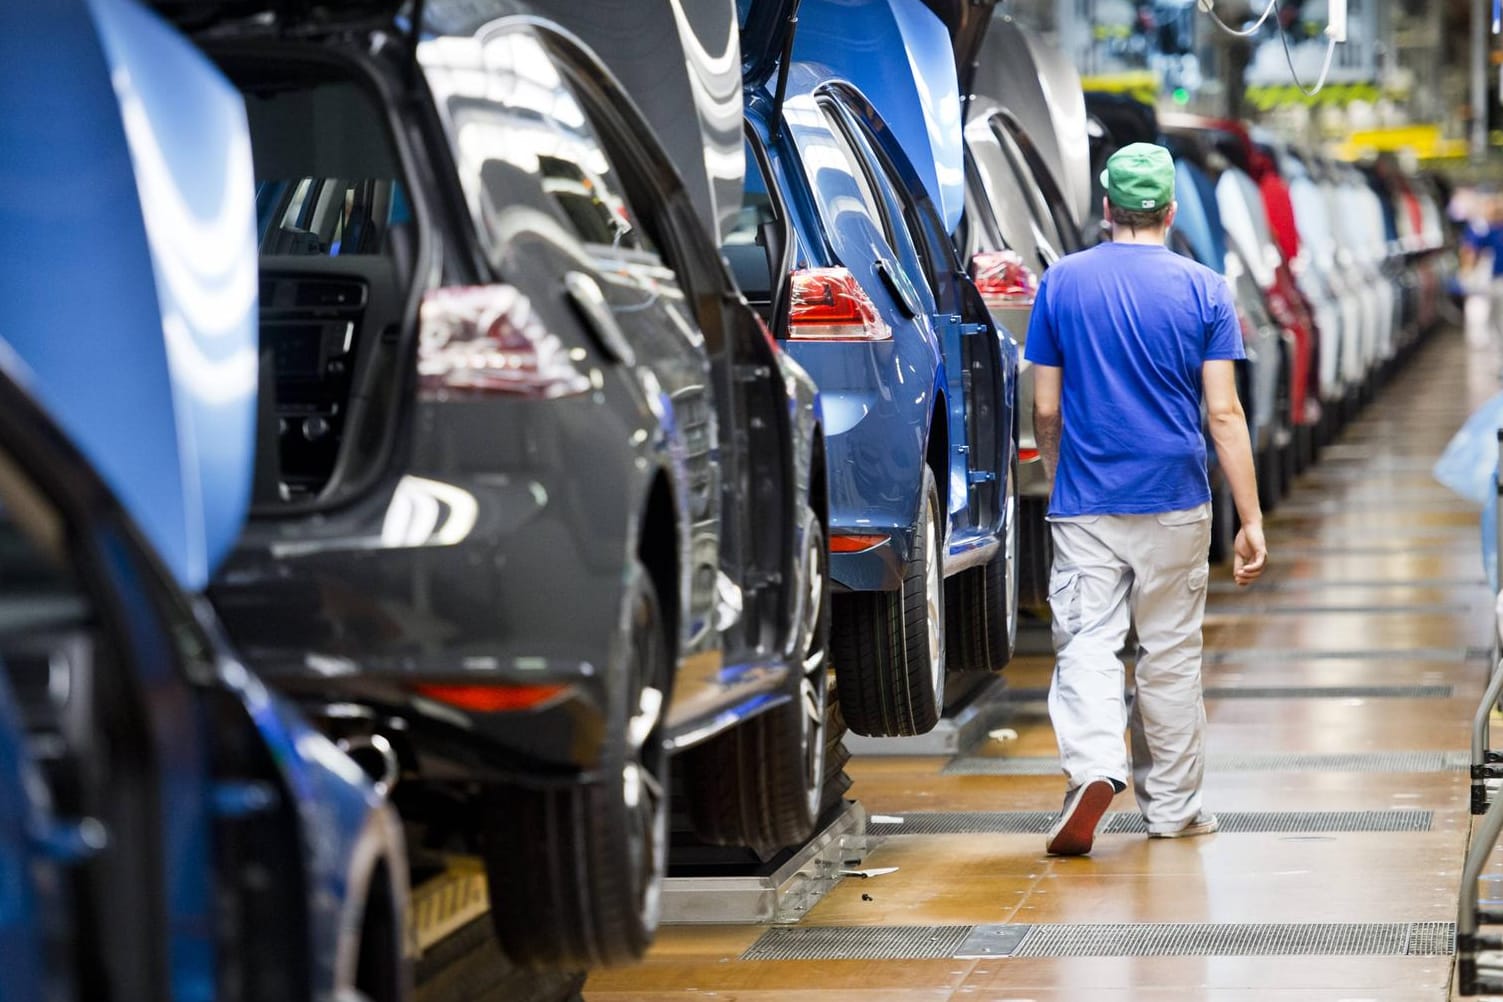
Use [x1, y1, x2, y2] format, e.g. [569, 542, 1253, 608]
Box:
[740, 0, 1017, 593]
[0, 1, 408, 999]
[727, 0, 1019, 735]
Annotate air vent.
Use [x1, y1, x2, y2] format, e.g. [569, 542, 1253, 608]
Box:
[295, 279, 366, 310]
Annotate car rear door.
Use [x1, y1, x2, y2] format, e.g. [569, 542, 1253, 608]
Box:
[826, 97, 1009, 540]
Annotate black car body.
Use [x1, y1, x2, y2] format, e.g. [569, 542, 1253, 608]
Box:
[157, 0, 831, 969]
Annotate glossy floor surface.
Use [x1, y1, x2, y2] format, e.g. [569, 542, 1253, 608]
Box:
[585, 329, 1502, 1001]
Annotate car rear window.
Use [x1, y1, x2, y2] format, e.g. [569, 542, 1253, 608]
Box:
[241, 80, 405, 257]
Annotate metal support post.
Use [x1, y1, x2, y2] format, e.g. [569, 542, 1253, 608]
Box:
[1470, 660, 1503, 814]
[1458, 778, 1503, 993]
[1473, 0, 1490, 163]
[1475, 432, 1503, 813]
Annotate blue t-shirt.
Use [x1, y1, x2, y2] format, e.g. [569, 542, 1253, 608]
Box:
[1023, 242, 1245, 517]
[1464, 225, 1503, 278]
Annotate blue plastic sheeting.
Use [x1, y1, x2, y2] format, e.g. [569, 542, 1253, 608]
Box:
[0, 0, 259, 590]
[1433, 390, 1502, 588]
[793, 0, 965, 232]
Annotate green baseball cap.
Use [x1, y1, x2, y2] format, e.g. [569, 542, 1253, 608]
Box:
[1101, 142, 1175, 211]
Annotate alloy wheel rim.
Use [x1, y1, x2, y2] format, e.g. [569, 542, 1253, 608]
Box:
[624, 595, 667, 931]
[1005, 474, 1018, 651]
[924, 492, 942, 693]
[799, 526, 827, 816]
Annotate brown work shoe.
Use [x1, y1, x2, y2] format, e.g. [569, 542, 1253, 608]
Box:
[1044, 779, 1116, 856]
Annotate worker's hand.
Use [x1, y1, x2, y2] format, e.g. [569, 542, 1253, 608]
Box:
[1233, 522, 1268, 587]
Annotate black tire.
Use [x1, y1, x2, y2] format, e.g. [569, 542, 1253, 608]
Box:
[1256, 443, 1282, 513]
[681, 510, 829, 853]
[820, 684, 852, 814]
[482, 563, 669, 969]
[1017, 494, 1053, 612]
[1295, 421, 1316, 473]
[353, 867, 404, 1002]
[830, 465, 945, 737]
[1208, 473, 1237, 565]
[1316, 404, 1336, 448]
[944, 458, 1019, 673]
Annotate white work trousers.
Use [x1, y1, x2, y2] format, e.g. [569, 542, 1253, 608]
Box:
[1047, 504, 1212, 834]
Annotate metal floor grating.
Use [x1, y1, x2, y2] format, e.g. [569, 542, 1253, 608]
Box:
[1209, 577, 1488, 593]
[741, 925, 972, 961]
[1203, 647, 1489, 664]
[1007, 921, 1457, 958]
[866, 809, 1433, 836]
[1002, 685, 1454, 702]
[745, 922, 1456, 960]
[1208, 603, 1472, 616]
[943, 750, 1470, 776]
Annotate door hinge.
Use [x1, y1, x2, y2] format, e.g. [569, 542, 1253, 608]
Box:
[735, 364, 773, 383]
[968, 470, 997, 485]
[959, 323, 989, 337]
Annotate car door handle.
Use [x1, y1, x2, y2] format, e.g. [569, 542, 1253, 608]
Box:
[564, 271, 636, 366]
[873, 259, 918, 319]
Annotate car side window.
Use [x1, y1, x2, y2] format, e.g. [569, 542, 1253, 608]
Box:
[990, 118, 1065, 265]
[794, 103, 886, 242]
[420, 28, 656, 262]
[829, 106, 934, 296]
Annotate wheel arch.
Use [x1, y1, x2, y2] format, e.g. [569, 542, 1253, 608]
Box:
[925, 392, 950, 526]
[335, 803, 411, 1001]
[636, 470, 681, 667]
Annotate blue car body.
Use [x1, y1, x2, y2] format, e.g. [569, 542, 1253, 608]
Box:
[0, 1, 408, 999]
[739, 0, 1017, 593]
[1172, 159, 1228, 274]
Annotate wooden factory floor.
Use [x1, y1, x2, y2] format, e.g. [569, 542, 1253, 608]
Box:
[585, 329, 1500, 1001]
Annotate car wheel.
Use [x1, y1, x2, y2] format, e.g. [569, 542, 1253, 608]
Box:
[482, 562, 669, 969]
[1208, 473, 1237, 565]
[681, 508, 829, 852]
[831, 465, 945, 737]
[1257, 443, 1282, 513]
[1299, 420, 1319, 470]
[1016, 494, 1053, 612]
[944, 457, 1019, 672]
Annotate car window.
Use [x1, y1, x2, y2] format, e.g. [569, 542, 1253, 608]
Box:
[0, 448, 86, 643]
[802, 110, 886, 240]
[830, 106, 935, 297]
[989, 118, 1065, 264]
[998, 117, 1082, 254]
[721, 137, 779, 308]
[241, 81, 405, 257]
[965, 126, 1047, 274]
[420, 28, 656, 261]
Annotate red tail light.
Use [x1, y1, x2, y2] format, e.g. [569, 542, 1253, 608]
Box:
[829, 533, 889, 553]
[418, 285, 591, 399]
[412, 682, 570, 713]
[970, 250, 1038, 306]
[788, 268, 892, 342]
